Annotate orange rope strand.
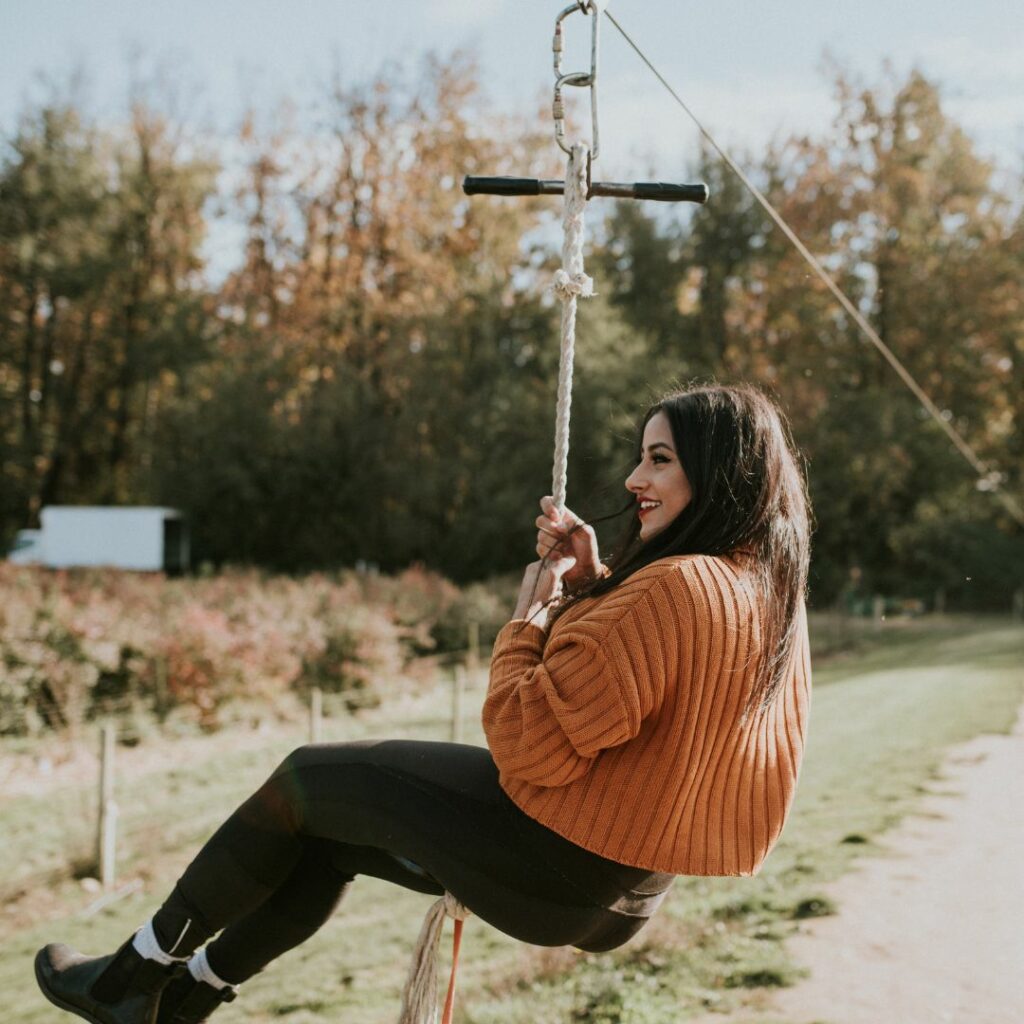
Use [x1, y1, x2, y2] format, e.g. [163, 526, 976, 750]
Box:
[440, 918, 464, 1024]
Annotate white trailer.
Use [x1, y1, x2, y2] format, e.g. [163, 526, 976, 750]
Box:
[8, 506, 189, 573]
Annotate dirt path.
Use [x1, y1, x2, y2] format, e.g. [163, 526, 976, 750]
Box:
[766, 704, 1024, 1024]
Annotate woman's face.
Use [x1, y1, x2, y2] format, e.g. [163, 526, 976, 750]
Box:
[624, 411, 693, 542]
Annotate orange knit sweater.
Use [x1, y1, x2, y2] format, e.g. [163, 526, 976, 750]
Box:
[482, 554, 811, 876]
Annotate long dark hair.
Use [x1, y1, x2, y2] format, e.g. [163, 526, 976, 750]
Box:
[542, 383, 812, 715]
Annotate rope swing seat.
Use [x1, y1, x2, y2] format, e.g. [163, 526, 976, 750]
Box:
[396, 4, 709, 1022]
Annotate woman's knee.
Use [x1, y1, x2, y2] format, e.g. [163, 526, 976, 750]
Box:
[244, 746, 322, 832]
[271, 740, 378, 777]
[260, 742, 384, 832]
[272, 743, 317, 777]
[266, 743, 335, 794]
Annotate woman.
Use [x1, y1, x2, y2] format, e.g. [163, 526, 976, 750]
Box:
[35, 383, 812, 1024]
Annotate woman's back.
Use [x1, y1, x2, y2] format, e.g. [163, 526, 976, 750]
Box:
[483, 554, 811, 876]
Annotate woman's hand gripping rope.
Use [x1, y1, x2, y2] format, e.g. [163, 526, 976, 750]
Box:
[534, 495, 603, 587]
[512, 497, 605, 625]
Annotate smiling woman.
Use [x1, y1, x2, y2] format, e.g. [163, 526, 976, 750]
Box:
[34, 382, 812, 1024]
[484, 383, 812, 882]
[625, 412, 694, 541]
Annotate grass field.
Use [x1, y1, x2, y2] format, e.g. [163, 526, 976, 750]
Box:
[2, 614, 1021, 1023]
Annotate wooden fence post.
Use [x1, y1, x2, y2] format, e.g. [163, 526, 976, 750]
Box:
[1012, 587, 1024, 621]
[309, 687, 323, 744]
[154, 656, 170, 721]
[467, 621, 480, 678]
[97, 723, 118, 890]
[451, 666, 465, 743]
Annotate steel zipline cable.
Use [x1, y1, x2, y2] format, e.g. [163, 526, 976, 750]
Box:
[603, 9, 1024, 528]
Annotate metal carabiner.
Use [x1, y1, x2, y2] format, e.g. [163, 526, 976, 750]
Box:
[552, 1, 602, 159]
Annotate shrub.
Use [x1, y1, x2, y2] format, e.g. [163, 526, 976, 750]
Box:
[0, 562, 504, 734]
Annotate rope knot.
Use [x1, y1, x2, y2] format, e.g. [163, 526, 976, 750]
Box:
[551, 268, 594, 300]
[442, 892, 471, 921]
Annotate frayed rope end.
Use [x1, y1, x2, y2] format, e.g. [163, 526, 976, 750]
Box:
[397, 892, 471, 1024]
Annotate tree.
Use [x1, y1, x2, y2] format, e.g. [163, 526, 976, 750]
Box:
[793, 69, 1022, 603]
[0, 90, 215, 544]
[151, 54, 564, 574]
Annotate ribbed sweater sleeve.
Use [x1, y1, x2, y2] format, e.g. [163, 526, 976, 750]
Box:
[482, 576, 673, 787]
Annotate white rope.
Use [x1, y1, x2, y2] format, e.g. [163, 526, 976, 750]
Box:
[550, 142, 594, 514]
[396, 140, 593, 1024]
[397, 892, 471, 1024]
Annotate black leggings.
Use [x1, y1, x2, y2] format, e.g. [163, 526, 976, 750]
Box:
[151, 740, 673, 984]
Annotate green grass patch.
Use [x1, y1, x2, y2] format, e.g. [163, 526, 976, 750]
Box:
[790, 897, 835, 920]
[1, 615, 1021, 1023]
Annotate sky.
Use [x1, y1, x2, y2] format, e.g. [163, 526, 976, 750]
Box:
[3, 1, 1023, 166]
[3, 1, 1023, 275]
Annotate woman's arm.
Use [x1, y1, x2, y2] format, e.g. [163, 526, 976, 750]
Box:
[485, 574, 676, 787]
[483, 624, 640, 787]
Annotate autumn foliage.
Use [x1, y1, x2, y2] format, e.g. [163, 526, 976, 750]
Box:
[0, 561, 513, 736]
[1, 57, 1021, 619]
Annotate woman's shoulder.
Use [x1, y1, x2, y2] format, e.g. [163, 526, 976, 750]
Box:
[552, 554, 757, 639]
[578, 555, 747, 620]
[631, 553, 750, 587]
[629, 554, 761, 620]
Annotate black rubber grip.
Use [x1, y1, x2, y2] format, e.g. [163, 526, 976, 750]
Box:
[462, 176, 711, 204]
[462, 176, 542, 196]
[630, 182, 709, 203]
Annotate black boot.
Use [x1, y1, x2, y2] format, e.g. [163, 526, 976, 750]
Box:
[34, 938, 186, 1024]
[156, 972, 236, 1024]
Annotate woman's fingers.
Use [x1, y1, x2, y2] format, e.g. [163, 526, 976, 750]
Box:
[537, 497, 591, 565]
[539, 495, 581, 526]
[536, 531, 567, 559]
[535, 516, 568, 552]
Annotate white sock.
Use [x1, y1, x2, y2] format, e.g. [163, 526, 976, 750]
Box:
[187, 947, 234, 991]
[131, 919, 188, 965]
